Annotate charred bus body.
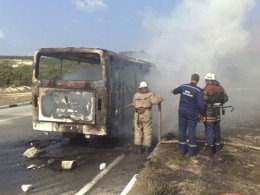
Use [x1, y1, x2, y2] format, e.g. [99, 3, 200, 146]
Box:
[32, 48, 154, 137]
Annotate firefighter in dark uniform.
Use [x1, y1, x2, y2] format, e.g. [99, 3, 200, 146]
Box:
[172, 74, 205, 156]
[201, 73, 228, 155]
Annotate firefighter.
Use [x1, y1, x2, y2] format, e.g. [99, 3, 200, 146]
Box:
[132, 81, 163, 156]
[201, 73, 228, 155]
[172, 74, 205, 156]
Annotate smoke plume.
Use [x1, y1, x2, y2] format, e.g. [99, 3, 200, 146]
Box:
[139, 0, 259, 135]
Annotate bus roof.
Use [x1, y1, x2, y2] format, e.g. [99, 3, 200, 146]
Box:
[35, 47, 155, 67]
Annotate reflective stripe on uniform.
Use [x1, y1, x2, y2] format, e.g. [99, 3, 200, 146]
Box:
[188, 144, 197, 147]
[179, 142, 187, 145]
[182, 84, 201, 92]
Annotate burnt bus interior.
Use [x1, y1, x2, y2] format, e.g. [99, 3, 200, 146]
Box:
[32, 48, 153, 138]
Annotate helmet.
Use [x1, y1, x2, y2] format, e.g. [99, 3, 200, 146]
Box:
[204, 72, 216, 80]
[138, 81, 148, 88]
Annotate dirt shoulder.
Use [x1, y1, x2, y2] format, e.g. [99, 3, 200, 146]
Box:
[129, 116, 260, 195]
[0, 87, 31, 106]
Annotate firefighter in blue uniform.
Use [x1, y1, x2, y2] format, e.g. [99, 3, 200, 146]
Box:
[172, 74, 205, 156]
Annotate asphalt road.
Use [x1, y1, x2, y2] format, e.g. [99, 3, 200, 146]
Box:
[0, 105, 146, 195]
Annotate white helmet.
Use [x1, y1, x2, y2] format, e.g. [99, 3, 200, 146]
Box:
[204, 72, 216, 80]
[138, 81, 148, 88]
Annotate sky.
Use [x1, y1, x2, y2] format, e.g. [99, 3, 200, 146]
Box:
[0, 0, 181, 55]
[1, 0, 260, 133]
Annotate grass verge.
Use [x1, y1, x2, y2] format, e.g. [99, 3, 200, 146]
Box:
[0, 92, 31, 106]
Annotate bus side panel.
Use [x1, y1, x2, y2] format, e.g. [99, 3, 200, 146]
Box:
[107, 56, 151, 137]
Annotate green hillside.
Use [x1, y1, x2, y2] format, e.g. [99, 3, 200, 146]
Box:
[0, 56, 33, 87]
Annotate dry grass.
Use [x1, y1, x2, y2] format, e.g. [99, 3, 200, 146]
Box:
[0, 89, 31, 106]
[129, 142, 260, 195]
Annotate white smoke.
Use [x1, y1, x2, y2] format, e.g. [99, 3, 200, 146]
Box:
[71, 0, 107, 12]
[143, 0, 255, 82]
[140, 0, 259, 135]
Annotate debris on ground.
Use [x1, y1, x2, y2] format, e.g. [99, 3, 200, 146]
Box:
[47, 159, 55, 165]
[23, 147, 41, 158]
[27, 164, 37, 169]
[21, 184, 33, 192]
[99, 163, 106, 170]
[29, 140, 41, 147]
[37, 164, 45, 169]
[61, 160, 76, 170]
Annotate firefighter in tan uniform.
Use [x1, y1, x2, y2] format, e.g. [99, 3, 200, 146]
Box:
[132, 81, 163, 155]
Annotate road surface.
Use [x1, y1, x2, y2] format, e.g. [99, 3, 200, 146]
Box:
[0, 105, 146, 194]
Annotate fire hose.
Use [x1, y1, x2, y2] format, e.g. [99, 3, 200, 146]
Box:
[221, 105, 234, 115]
[221, 105, 234, 111]
[160, 139, 260, 151]
[148, 139, 260, 160]
[199, 105, 235, 123]
[119, 104, 133, 112]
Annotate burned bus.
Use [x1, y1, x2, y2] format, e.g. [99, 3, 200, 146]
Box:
[32, 48, 154, 137]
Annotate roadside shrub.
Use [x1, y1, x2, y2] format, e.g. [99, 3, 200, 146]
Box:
[0, 63, 32, 87]
[12, 65, 32, 86]
[0, 63, 13, 87]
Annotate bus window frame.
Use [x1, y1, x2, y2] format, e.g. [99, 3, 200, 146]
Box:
[33, 50, 106, 82]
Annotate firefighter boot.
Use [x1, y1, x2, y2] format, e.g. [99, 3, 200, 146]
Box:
[213, 145, 221, 154]
[144, 146, 150, 157]
[134, 145, 142, 154]
[200, 146, 213, 155]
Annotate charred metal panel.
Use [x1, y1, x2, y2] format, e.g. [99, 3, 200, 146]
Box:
[32, 48, 153, 137]
[33, 121, 107, 136]
[39, 88, 95, 124]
